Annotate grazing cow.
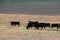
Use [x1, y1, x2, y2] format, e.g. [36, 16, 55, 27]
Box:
[44, 23, 50, 28]
[26, 21, 38, 29]
[35, 23, 44, 30]
[11, 21, 20, 26]
[51, 24, 59, 29]
[35, 23, 50, 30]
[26, 22, 50, 30]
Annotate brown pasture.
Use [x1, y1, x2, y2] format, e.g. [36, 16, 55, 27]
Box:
[0, 13, 60, 40]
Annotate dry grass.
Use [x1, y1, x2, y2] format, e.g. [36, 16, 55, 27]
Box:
[0, 26, 60, 40]
[0, 13, 60, 40]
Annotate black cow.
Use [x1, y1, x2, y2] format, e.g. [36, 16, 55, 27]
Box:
[51, 24, 59, 29]
[11, 21, 20, 26]
[44, 23, 50, 28]
[35, 23, 50, 30]
[35, 23, 45, 30]
[26, 21, 38, 29]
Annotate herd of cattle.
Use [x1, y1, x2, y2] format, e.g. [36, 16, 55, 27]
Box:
[11, 21, 60, 30]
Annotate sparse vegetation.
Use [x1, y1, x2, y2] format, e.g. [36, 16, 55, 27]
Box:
[0, 14, 60, 40]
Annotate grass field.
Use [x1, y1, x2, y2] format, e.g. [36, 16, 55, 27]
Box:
[0, 26, 60, 40]
[0, 13, 60, 40]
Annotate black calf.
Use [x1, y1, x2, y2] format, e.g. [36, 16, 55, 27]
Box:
[11, 21, 20, 26]
[51, 24, 59, 29]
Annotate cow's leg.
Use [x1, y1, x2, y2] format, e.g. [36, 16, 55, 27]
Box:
[30, 26, 32, 29]
[35, 27, 39, 30]
[44, 26, 46, 29]
[18, 24, 20, 26]
[15, 24, 17, 26]
[51, 26, 53, 28]
[11, 23, 13, 26]
[26, 26, 31, 29]
[26, 26, 29, 29]
[48, 26, 50, 28]
[41, 27, 43, 30]
[57, 26, 58, 29]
